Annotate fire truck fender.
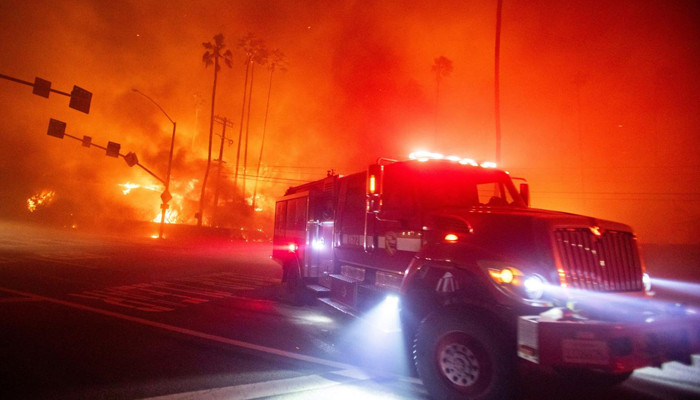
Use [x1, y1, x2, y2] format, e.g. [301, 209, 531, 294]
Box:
[400, 258, 515, 338]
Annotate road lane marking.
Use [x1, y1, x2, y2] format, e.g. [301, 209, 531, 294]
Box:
[0, 256, 17, 264]
[27, 255, 101, 269]
[34, 251, 107, 260]
[68, 272, 277, 312]
[0, 296, 42, 304]
[0, 286, 354, 371]
[140, 372, 352, 400]
[139, 368, 427, 400]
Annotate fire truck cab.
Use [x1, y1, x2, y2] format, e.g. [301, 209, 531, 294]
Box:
[272, 155, 699, 400]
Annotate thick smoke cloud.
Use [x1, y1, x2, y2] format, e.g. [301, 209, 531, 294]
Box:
[0, 0, 698, 243]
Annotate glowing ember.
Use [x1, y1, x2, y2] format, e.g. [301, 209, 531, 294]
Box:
[27, 190, 56, 212]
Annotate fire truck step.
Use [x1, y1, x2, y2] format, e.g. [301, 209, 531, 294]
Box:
[329, 273, 361, 283]
[317, 297, 360, 318]
[305, 284, 331, 297]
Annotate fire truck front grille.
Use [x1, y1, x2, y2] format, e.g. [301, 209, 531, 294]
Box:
[554, 228, 643, 292]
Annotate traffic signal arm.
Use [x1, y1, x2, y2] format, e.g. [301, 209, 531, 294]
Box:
[1, 73, 90, 113]
[45, 119, 166, 185]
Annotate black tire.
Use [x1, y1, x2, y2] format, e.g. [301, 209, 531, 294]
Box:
[413, 311, 515, 400]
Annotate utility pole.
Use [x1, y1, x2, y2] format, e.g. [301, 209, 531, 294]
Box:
[212, 115, 235, 226]
[494, 0, 503, 165]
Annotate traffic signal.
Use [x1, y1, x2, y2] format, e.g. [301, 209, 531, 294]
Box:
[82, 135, 92, 147]
[124, 152, 138, 167]
[161, 189, 172, 204]
[32, 77, 51, 98]
[69, 85, 92, 114]
[47, 119, 66, 139]
[106, 141, 120, 158]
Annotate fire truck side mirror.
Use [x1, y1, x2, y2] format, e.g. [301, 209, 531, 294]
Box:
[367, 164, 384, 213]
[519, 183, 530, 206]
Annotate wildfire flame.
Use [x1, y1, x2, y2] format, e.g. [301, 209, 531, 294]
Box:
[153, 208, 179, 224]
[119, 181, 183, 224]
[27, 190, 56, 212]
[118, 182, 160, 195]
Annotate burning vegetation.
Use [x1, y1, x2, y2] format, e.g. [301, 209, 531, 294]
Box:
[26, 190, 56, 213]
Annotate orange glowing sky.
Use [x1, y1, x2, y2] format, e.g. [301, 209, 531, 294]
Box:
[0, 0, 698, 243]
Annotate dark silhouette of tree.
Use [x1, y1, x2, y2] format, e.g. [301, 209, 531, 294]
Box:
[233, 33, 267, 202]
[252, 49, 288, 210]
[431, 56, 453, 135]
[198, 33, 232, 226]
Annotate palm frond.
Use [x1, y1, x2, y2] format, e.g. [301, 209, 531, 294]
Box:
[213, 33, 225, 47]
[202, 52, 213, 67]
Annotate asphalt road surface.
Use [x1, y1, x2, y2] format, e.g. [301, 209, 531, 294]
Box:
[0, 220, 698, 400]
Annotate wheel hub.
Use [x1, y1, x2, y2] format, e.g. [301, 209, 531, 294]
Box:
[439, 342, 480, 387]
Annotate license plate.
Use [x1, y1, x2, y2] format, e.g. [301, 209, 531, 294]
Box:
[562, 339, 610, 365]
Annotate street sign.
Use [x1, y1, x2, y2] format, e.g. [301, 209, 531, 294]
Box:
[124, 152, 138, 167]
[32, 77, 51, 98]
[82, 135, 92, 147]
[161, 190, 172, 204]
[47, 119, 66, 138]
[69, 85, 92, 114]
[106, 141, 120, 158]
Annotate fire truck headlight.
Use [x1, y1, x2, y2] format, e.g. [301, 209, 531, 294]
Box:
[523, 275, 545, 300]
[488, 267, 516, 284]
[487, 266, 548, 302]
[642, 272, 652, 293]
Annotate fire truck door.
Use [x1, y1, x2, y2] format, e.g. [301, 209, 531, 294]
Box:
[317, 221, 334, 287]
[372, 217, 420, 273]
[305, 220, 335, 281]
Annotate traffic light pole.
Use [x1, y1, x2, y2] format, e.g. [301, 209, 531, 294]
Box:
[132, 89, 177, 239]
[0, 73, 92, 113]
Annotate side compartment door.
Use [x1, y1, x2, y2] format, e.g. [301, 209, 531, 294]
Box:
[335, 173, 374, 266]
[317, 221, 335, 287]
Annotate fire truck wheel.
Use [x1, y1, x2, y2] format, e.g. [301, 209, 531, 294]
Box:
[413, 311, 514, 400]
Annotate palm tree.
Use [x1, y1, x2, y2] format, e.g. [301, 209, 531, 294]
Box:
[234, 33, 267, 202]
[198, 33, 232, 226]
[252, 49, 288, 210]
[431, 56, 453, 136]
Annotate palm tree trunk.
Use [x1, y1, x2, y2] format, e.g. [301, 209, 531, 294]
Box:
[434, 77, 440, 137]
[198, 59, 219, 226]
[242, 63, 255, 201]
[252, 67, 274, 210]
[234, 57, 251, 192]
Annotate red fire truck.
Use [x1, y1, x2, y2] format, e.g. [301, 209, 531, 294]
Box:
[272, 153, 699, 400]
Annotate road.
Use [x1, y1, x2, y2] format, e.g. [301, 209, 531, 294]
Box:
[0, 220, 698, 400]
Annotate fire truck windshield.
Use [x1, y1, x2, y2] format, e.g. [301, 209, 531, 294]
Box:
[384, 161, 526, 212]
[421, 168, 523, 209]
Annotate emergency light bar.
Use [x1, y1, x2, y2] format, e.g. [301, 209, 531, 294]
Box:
[408, 151, 496, 168]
